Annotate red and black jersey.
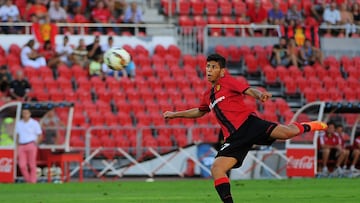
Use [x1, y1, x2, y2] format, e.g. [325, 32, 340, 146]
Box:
[198, 74, 255, 139]
[353, 136, 360, 149]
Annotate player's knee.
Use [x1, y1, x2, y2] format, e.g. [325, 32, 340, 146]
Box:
[211, 163, 226, 176]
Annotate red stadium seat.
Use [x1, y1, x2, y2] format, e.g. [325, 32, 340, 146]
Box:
[221, 16, 236, 36]
[57, 76, 73, 91]
[327, 87, 343, 102]
[161, 0, 176, 16]
[283, 76, 298, 95]
[207, 16, 222, 36]
[302, 65, 316, 78]
[179, 16, 194, 35]
[57, 64, 72, 80]
[178, 0, 191, 15]
[49, 89, 65, 101]
[275, 65, 288, 81]
[303, 87, 317, 102]
[154, 44, 167, 57]
[227, 45, 241, 62]
[43, 77, 58, 90]
[193, 15, 207, 27]
[263, 66, 278, 85]
[8, 43, 21, 56]
[322, 76, 336, 90]
[167, 45, 182, 59]
[214, 45, 228, 59]
[243, 54, 258, 74]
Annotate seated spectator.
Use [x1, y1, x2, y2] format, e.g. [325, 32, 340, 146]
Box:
[270, 37, 291, 67]
[286, 38, 300, 67]
[299, 39, 324, 65]
[48, 0, 67, 23]
[91, 0, 114, 33]
[72, 38, 89, 68]
[40, 109, 64, 144]
[89, 54, 105, 79]
[335, 124, 350, 170]
[123, 1, 145, 35]
[112, 0, 127, 19]
[311, 0, 331, 21]
[351, 3, 360, 33]
[339, 2, 356, 36]
[0, 0, 21, 34]
[62, 0, 81, 17]
[26, 0, 48, 22]
[38, 40, 61, 72]
[318, 122, 348, 175]
[9, 70, 31, 101]
[0, 65, 12, 96]
[349, 135, 360, 172]
[246, 0, 268, 36]
[268, 1, 285, 25]
[87, 35, 103, 60]
[101, 36, 115, 52]
[56, 35, 74, 67]
[20, 39, 47, 69]
[286, 4, 303, 27]
[322, 1, 341, 36]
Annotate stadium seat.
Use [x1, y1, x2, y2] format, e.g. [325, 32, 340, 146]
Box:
[322, 76, 336, 90]
[214, 45, 228, 59]
[178, 0, 191, 15]
[316, 88, 330, 101]
[161, 0, 176, 16]
[179, 16, 194, 35]
[303, 87, 317, 102]
[190, 0, 204, 15]
[57, 76, 73, 91]
[227, 45, 241, 62]
[282, 76, 298, 95]
[243, 54, 258, 74]
[263, 66, 278, 85]
[165, 54, 179, 67]
[154, 44, 167, 57]
[57, 64, 72, 80]
[207, 16, 222, 36]
[168, 45, 182, 59]
[43, 77, 58, 90]
[71, 64, 88, 78]
[49, 89, 65, 101]
[8, 43, 21, 56]
[219, 1, 232, 16]
[327, 87, 343, 102]
[134, 45, 149, 57]
[275, 65, 288, 81]
[193, 15, 207, 28]
[64, 90, 77, 102]
[221, 16, 236, 36]
[302, 65, 316, 79]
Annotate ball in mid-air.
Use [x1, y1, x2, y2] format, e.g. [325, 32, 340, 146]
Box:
[103, 47, 131, 70]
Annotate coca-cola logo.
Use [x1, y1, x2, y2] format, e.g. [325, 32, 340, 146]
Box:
[288, 156, 314, 169]
[0, 157, 13, 173]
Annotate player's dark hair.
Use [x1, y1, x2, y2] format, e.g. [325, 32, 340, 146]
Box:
[207, 53, 226, 68]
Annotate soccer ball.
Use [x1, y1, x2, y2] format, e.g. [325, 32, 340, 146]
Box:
[103, 47, 131, 70]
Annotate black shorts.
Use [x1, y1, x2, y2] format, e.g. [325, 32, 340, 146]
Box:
[216, 115, 278, 168]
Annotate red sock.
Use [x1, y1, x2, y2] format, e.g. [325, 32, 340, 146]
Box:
[214, 177, 233, 203]
[292, 122, 304, 134]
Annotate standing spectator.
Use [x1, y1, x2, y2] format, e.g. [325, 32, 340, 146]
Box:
[246, 0, 268, 36]
[72, 38, 89, 68]
[55, 35, 74, 67]
[318, 122, 348, 175]
[16, 109, 42, 183]
[40, 109, 64, 144]
[86, 35, 103, 60]
[123, 1, 145, 35]
[286, 4, 303, 27]
[20, 39, 47, 69]
[0, 65, 12, 95]
[299, 39, 324, 65]
[9, 70, 31, 101]
[48, 0, 68, 23]
[322, 1, 341, 36]
[349, 135, 360, 172]
[339, 2, 356, 36]
[0, 0, 21, 34]
[32, 15, 58, 46]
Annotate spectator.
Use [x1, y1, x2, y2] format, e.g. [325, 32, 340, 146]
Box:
[48, 0, 68, 23]
[101, 36, 115, 53]
[246, 0, 268, 36]
[335, 124, 350, 170]
[299, 39, 324, 65]
[86, 35, 103, 60]
[0, 117, 15, 147]
[9, 70, 31, 101]
[55, 35, 74, 67]
[339, 2, 356, 36]
[111, 0, 127, 19]
[268, 1, 285, 25]
[311, 0, 331, 21]
[286, 4, 303, 27]
[91, 0, 114, 33]
[89, 54, 105, 79]
[318, 122, 348, 175]
[16, 109, 42, 183]
[38, 40, 62, 73]
[270, 37, 291, 67]
[72, 38, 89, 68]
[61, 0, 81, 17]
[40, 109, 64, 144]
[286, 38, 301, 67]
[123, 1, 145, 35]
[20, 39, 47, 69]
[0, 0, 21, 34]
[349, 135, 360, 172]
[32, 15, 58, 46]
[26, 0, 48, 22]
[351, 3, 360, 32]
[322, 1, 341, 36]
[0, 65, 12, 95]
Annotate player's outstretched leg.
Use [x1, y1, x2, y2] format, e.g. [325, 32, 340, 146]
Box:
[270, 121, 328, 140]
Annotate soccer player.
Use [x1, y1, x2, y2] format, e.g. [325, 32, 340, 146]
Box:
[163, 54, 328, 203]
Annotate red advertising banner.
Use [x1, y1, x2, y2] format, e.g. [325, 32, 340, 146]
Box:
[286, 148, 315, 177]
[0, 149, 15, 183]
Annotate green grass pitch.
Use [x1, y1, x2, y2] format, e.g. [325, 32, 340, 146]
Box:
[0, 178, 359, 203]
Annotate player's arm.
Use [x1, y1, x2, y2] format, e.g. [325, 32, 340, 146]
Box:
[244, 87, 272, 102]
[163, 108, 207, 119]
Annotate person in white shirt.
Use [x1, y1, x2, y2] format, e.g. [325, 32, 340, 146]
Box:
[322, 1, 341, 35]
[55, 35, 74, 66]
[20, 39, 47, 69]
[0, 0, 21, 34]
[48, 0, 67, 23]
[16, 109, 42, 183]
